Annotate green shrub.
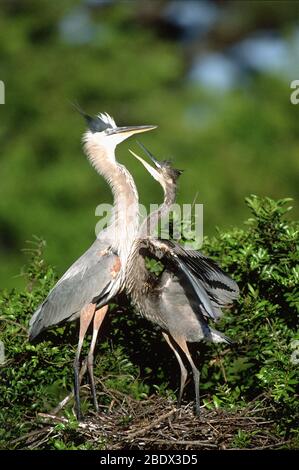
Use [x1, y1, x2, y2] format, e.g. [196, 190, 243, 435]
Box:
[200, 196, 298, 429]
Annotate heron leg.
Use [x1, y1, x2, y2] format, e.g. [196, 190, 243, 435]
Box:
[87, 305, 108, 412]
[162, 332, 187, 408]
[74, 303, 96, 420]
[173, 336, 201, 416]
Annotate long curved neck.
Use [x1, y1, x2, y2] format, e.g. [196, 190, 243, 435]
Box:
[84, 137, 139, 263]
[140, 184, 176, 238]
[126, 183, 177, 298]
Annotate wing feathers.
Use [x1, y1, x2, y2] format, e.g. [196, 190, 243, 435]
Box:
[29, 242, 120, 340]
[142, 237, 239, 319]
[175, 257, 218, 320]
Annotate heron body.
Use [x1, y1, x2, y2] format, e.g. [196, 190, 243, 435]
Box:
[126, 146, 239, 414]
[29, 112, 156, 418]
[126, 259, 230, 343]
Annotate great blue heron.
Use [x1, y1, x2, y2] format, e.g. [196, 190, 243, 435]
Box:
[29, 112, 156, 419]
[126, 145, 239, 414]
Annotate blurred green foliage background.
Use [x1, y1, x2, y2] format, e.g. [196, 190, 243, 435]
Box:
[0, 0, 299, 290]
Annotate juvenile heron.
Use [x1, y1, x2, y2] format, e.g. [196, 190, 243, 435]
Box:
[29, 112, 156, 419]
[126, 145, 239, 414]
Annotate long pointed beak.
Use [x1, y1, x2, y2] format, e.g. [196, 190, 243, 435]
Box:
[129, 149, 162, 183]
[108, 125, 157, 137]
[136, 141, 161, 168]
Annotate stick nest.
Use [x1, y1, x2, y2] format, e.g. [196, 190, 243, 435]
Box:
[16, 386, 287, 450]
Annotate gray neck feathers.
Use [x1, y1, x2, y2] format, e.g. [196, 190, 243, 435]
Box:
[139, 183, 176, 238]
[126, 183, 177, 298]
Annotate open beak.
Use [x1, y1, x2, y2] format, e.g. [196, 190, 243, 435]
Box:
[129, 149, 162, 183]
[108, 125, 157, 137]
[136, 141, 161, 168]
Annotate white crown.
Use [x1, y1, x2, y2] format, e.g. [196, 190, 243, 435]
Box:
[97, 112, 117, 129]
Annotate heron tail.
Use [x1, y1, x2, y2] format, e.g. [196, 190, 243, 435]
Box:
[209, 327, 235, 345]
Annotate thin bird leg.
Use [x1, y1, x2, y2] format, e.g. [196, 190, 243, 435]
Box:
[162, 332, 187, 408]
[173, 336, 201, 416]
[74, 303, 96, 420]
[86, 305, 109, 412]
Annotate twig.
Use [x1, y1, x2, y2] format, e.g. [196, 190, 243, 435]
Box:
[51, 392, 74, 415]
[37, 413, 69, 424]
[108, 399, 116, 413]
[0, 316, 28, 334]
[140, 437, 217, 448]
[10, 426, 51, 445]
[96, 378, 125, 406]
[28, 429, 54, 450]
[230, 440, 290, 451]
[51, 362, 88, 415]
[247, 407, 270, 414]
[126, 409, 177, 439]
[208, 416, 266, 423]
[37, 412, 95, 432]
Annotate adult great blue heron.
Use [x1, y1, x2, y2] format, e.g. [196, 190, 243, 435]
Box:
[126, 145, 239, 414]
[29, 112, 156, 419]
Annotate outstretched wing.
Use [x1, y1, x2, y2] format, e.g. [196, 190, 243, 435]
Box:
[166, 240, 239, 307]
[29, 239, 121, 340]
[140, 237, 239, 319]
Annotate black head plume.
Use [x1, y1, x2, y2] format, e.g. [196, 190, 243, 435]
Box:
[71, 102, 114, 133]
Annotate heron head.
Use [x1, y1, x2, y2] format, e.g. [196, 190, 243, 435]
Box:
[129, 142, 183, 193]
[76, 106, 156, 152]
